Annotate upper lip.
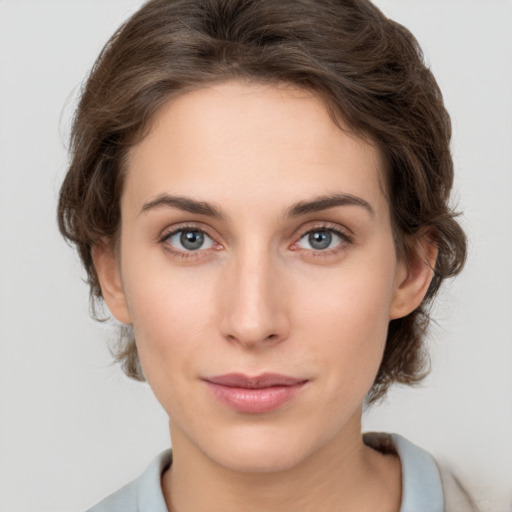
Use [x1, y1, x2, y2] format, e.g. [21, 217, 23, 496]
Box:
[203, 373, 308, 389]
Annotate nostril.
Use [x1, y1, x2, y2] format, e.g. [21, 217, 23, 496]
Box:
[224, 328, 284, 348]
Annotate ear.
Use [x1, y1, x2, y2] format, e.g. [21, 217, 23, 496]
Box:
[92, 242, 132, 325]
[389, 232, 438, 320]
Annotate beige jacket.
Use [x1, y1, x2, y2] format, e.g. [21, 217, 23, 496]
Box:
[438, 465, 480, 512]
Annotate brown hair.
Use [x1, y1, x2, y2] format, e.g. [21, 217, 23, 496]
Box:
[57, 0, 466, 403]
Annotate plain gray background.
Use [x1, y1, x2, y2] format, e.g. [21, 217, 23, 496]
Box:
[1, 1, 511, 510]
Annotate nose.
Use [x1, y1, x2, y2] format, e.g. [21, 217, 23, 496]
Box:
[219, 249, 290, 349]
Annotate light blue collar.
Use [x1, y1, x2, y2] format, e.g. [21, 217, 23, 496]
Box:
[89, 434, 444, 512]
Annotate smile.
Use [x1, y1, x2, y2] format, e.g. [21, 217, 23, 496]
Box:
[203, 373, 309, 414]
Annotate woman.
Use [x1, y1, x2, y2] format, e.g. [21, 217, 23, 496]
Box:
[57, 0, 474, 510]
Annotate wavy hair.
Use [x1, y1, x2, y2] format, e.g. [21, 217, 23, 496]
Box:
[58, 0, 466, 403]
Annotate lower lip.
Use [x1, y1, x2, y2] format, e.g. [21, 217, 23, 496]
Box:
[204, 381, 307, 414]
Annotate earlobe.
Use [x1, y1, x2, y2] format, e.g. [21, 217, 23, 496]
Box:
[389, 234, 438, 320]
[92, 243, 132, 325]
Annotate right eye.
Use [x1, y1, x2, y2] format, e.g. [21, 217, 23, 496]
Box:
[164, 229, 216, 252]
[297, 229, 345, 251]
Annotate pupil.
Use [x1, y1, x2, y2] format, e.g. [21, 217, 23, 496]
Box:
[181, 231, 204, 250]
[309, 231, 331, 250]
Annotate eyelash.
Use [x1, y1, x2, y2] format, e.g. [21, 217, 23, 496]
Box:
[291, 225, 352, 259]
[158, 223, 352, 260]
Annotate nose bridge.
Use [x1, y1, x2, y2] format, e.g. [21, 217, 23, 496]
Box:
[220, 241, 287, 347]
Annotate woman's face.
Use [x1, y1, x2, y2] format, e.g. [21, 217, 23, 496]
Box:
[101, 81, 413, 472]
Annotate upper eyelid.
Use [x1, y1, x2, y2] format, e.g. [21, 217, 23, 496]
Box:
[294, 222, 352, 241]
[299, 225, 348, 236]
[159, 223, 216, 241]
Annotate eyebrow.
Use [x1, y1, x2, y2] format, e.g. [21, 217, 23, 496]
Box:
[140, 194, 224, 218]
[140, 192, 373, 218]
[286, 193, 374, 217]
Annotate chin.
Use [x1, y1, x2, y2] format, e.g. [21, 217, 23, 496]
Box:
[213, 445, 308, 474]
[199, 423, 321, 474]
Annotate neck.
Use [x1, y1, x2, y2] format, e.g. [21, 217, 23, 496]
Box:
[162, 414, 402, 512]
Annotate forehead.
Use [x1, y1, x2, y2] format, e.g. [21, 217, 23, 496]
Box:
[123, 80, 387, 219]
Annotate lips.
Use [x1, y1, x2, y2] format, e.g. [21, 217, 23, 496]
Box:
[203, 373, 308, 414]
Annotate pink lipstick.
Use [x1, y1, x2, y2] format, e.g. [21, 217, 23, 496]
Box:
[203, 373, 308, 414]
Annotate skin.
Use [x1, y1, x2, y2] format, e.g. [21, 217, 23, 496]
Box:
[94, 81, 436, 512]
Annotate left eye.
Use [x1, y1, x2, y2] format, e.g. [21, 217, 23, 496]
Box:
[166, 229, 215, 251]
[297, 229, 344, 251]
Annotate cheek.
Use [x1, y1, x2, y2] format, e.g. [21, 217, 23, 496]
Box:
[128, 282, 216, 419]
[121, 254, 219, 383]
[298, 248, 396, 336]
[293, 252, 397, 389]
[305, 288, 390, 369]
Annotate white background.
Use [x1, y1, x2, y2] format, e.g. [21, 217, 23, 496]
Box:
[1, 1, 511, 510]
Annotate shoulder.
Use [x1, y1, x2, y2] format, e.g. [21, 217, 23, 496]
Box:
[364, 432, 480, 512]
[85, 450, 172, 512]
